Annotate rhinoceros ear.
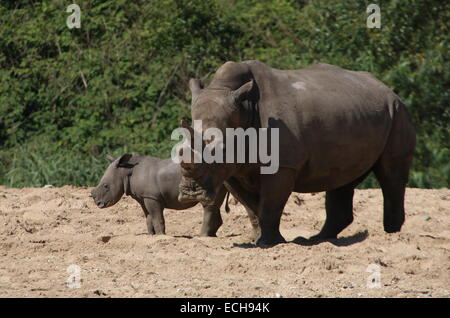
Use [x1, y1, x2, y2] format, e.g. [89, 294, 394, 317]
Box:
[189, 78, 203, 100]
[116, 153, 133, 168]
[181, 119, 194, 133]
[106, 154, 116, 162]
[180, 119, 195, 143]
[232, 80, 254, 105]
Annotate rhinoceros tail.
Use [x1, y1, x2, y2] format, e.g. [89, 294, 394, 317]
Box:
[224, 191, 231, 213]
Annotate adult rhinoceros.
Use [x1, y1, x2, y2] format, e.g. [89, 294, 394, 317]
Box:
[178, 60, 416, 246]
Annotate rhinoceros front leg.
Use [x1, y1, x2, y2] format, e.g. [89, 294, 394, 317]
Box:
[139, 201, 155, 234]
[200, 186, 228, 236]
[143, 198, 165, 235]
[200, 205, 223, 237]
[224, 179, 261, 241]
[256, 168, 297, 247]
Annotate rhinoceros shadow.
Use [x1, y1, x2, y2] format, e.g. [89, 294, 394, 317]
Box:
[232, 230, 368, 249]
[292, 230, 369, 247]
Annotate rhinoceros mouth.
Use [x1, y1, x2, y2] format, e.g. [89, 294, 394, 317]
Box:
[95, 200, 109, 208]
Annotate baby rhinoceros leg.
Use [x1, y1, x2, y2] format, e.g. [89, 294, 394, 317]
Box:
[142, 198, 165, 235]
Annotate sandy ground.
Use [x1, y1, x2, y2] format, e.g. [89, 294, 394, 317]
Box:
[0, 186, 448, 298]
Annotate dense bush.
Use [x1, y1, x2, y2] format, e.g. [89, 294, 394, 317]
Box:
[0, 0, 448, 188]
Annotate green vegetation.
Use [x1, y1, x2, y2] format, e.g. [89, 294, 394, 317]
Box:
[0, 0, 448, 188]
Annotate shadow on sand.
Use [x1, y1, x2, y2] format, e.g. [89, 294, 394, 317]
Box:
[233, 230, 369, 249]
[292, 230, 369, 247]
[173, 233, 240, 239]
[173, 235, 194, 239]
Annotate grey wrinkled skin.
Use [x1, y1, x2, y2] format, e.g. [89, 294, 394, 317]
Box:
[91, 153, 228, 237]
[179, 60, 416, 247]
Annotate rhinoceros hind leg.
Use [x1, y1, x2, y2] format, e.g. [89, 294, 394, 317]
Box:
[311, 185, 355, 240]
[373, 102, 415, 233]
[146, 215, 156, 235]
[373, 157, 411, 233]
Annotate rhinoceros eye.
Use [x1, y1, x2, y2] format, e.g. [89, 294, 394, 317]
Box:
[103, 183, 109, 189]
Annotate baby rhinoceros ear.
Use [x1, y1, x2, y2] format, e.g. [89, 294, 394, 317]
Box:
[106, 154, 116, 162]
[189, 78, 203, 100]
[116, 153, 134, 168]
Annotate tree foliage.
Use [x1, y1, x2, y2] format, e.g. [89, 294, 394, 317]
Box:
[0, 0, 448, 187]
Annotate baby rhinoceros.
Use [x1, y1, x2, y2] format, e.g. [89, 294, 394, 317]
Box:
[90, 153, 229, 236]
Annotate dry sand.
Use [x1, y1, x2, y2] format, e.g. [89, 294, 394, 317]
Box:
[0, 186, 448, 298]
